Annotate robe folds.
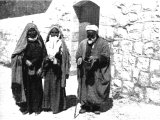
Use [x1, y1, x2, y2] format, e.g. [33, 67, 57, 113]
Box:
[11, 23, 47, 113]
[76, 37, 111, 111]
[42, 25, 70, 114]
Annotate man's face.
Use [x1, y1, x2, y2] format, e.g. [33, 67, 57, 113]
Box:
[50, 28, 59, 37]
[87, 30, 97, 44]
[27, 28, 38, 38]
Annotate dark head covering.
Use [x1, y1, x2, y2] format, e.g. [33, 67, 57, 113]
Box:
[12, 23, 42, 58]
[11, 23, 46, 103]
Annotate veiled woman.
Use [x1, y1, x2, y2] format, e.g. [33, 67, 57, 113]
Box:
[42, 24, 70, 114]
[11, 23, 47, 115]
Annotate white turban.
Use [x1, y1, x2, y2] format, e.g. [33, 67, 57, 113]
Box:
[85, 25, 98, 31]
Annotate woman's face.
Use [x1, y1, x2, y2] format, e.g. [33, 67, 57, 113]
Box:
[27, 28, 38, 38]
[50, 28, 59, 37]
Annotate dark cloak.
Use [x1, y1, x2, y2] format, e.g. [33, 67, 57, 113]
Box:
[11, 23, 47, 112]
[42, 25, 70, 114]
[76, 37, 111, 111]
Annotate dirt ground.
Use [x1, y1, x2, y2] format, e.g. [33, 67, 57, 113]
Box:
[0, 64, 160, 120]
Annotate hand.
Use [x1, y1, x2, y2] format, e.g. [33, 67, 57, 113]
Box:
[53, 58, 58, 64]
[37, 68, 42, 76]
[26, 60, 32, 67]
[48, 55, 54, 60]
[77, 57, 82, 65]
[89, 56, 98, 62]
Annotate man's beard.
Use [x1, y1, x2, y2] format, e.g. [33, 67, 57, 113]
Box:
[87, 37, 96, 45]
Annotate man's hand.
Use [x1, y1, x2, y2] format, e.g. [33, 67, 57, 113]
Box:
[89, 56, 98, 62]
[26, 60, 32, 67]
[37, 68, 42, 76]
[77, 57, 82, 65]
[53, 58, 58, 64]
[89, 56, 99, 69]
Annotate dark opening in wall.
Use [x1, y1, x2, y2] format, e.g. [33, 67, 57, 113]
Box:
[73, 0, 100, 43]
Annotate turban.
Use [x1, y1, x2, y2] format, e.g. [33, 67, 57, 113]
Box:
[85, 25, 98, 31]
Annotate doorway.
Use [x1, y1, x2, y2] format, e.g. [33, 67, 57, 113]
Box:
[73, 0, 100, 43]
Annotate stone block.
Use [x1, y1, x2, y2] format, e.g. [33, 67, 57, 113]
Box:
[122, 55, 136, 69]
[104, 26, 115, 39]
[139, 71, 150, 86]
[150, 59, 160, 73]
[144, 42, 154, 57]
[142, 1, 157, 11]
[128, 13, 139, 22]
[100, 16, 115, 26]
[123, 81, 134, 93]
[111, 79, 123, 98]
[113, 53, 123, 64]
[128, 23, 144, 33]
[120, 40, 133, 54]
[119, 69, 132, 81]
[154, 41, 160, 52]
[142, 30, 151, 42]
[150, 30, 160, 41]
[136, 57, 150, 71]
[150, 74, 160, 85]
[141, 11, 154, 21]
[114, 13, 129, 27]
[128, 31, 142, 41]
[98, 25, 108, 39]
[133, 67, 140, 79]
[146, 88, 160, 103]
[128, 4, 142, 14]
[134, 86, 145, 100]
[117, 27, 128, 38]
[112, 40, 120, 47]
[112, 79, 122, 88]
[133, 41, 143, 55]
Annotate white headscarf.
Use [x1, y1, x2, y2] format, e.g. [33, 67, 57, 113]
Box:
[85, 25, 98, 32]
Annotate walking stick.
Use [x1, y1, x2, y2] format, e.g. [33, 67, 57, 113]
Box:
[74, 64, 83, 119]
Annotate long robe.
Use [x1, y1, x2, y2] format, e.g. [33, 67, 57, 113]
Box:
[42, 25, 70, 114]
[11, 23, 47, 113]
[76, 37, 111, 111]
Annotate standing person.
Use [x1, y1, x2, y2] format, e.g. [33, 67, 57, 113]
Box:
[76, 25, 111, 114]
[42, 24, 70, 114]
[11, 23, 47, 115]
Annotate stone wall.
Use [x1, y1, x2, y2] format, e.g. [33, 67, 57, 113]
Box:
[99, 0, 160, 104]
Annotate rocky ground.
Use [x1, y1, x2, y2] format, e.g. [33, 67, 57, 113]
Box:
[0, 64, 160, 120]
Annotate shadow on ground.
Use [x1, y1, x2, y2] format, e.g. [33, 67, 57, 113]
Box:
[100, 98, 113, 112]
[66, 95, 113, 113]
[66, 95, 77, 109]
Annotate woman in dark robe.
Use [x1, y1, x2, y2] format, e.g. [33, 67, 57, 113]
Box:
[76, 25, 111, 114]
[11, 23, 47, 115]
[42, 24, 70, 114]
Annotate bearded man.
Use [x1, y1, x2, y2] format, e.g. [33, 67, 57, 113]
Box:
[76, 25, 111, 114]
